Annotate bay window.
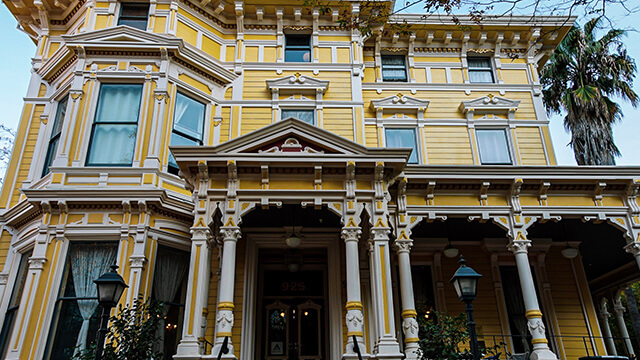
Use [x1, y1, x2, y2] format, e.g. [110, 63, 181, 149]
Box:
[86, 84, 142, 166]
[0, 251, 32, 357]
[168, 92, 205, 175]
[42, 95, 68, 176]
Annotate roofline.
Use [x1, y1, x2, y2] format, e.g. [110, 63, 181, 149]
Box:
[403, 165, 640, 180]
[388, 14, 578, 28]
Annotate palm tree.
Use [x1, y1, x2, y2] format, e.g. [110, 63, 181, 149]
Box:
[541, 17, 638, 165]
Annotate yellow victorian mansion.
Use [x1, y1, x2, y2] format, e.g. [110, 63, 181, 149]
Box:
[1, 0, 640, 359]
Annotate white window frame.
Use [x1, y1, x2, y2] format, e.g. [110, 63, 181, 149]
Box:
[117, 2, 150, 31]
[384, 127, 421, 164]
[380, 54, 408, 82]
[280, 108, 316, 125]
[474, 128, 514, 165]
[167, 88, 208, 174]
[467, 56, 495, 84]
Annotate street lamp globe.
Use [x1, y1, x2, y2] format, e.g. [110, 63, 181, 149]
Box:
[449, 256, 482, 302]
[94, 265, 128, 308]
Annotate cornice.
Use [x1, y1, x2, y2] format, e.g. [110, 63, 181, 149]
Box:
[387, 14, 578, 28]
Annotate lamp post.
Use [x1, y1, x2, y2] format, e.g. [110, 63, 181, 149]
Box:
[449, 256, 482, 360]
[93, 264, 128, 360]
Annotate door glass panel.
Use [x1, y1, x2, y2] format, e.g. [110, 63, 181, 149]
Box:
[299, 307, 319, 357]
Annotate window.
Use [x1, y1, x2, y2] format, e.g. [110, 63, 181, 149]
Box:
[468, 57, 494, 83]
[285, 35, 311, 62]
[46, 242, 118, 360]
[411, 265, 436, 321]
[168, 92, 205, 174]
[152, 246, 190, 359]
[117, 3, 150, 31]
[381, 55, 407, 82]
[281, 109, 314, 125]
[0, 251, 32, 358]
[476, 129, 512, 164]
[42, 96, 68, 177]
[86, 84, 143, 166]
[385, 128, 418, 163]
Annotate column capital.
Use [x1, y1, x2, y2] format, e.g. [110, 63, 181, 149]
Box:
[220, 226, 241, 242]
[393, 240, 413, 254]
[613, 299, 626, 315]
[341, 227, 362, 242]
[508, 238, 531, 254]
[369, 226, 390, 242]
[624, 241, 640, 256]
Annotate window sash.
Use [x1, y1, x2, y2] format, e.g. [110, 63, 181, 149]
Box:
[285, 35, 311, 62]
[86, 84, 142, 166]
[0, 251, 32, 358]
[118, 3, 149, 30]
[381, 56, 407, 81]
[476, 129, 512, 164]
[281, 109, 315, 125]
[468, 57, 494, 83]
[43, 96, 68, 176]
[385, 128, 418, 163]
[168, 93, 205, 172]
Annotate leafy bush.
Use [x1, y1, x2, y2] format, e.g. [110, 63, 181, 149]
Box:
[73, 297, 164, 360]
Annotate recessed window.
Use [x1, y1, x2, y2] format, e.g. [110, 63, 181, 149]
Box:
[381, 55, 407, 82]
[118, 3, 150, 31]
[0, 250, 32, 358]
[168, 92, 205, 175]
[42, 95, 68, 177]
[385, 128, 418, 163]
[476, 129, 512, 164]
[468, 57, 494, 83]
[285, 35, 311, 62]
[86, 84, 143, 166]
[281, 109, 315, 125]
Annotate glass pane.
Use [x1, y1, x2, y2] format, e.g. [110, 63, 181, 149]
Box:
[267, 309, 287, 356]
[120, 3, 149, 17]
[52, 96, 68, 137]
[385, 129, 418, 163]
[477, 129, 511, 164]
[469, 70, 494, 83]
[42, 137, 59, 176]
[382, 55, 405, 65]
[286, 35, 310, 47]
[47, 299, 102, 360]
[281, 110, 314, 124]
[382, 68, 407, 81]
[95, 84, 143, 123]
[0, 251, 32, 357]
[285, 49, 311, 62]
[168, 132, 201, 169]
[468, 57, 491, 69]
[300, 308, 319, 356]
[118, 19, 148, 30]
[173, 92, 205, 140]
[87, 124, 137, 165]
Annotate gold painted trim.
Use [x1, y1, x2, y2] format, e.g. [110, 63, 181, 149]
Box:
[526, 310, 543, 318]
[346, 301, 363, 310]
[347, 331, 364, 337]
[216, 332, 233, 337]
[532, 338, 548, 344]
[405, 337, 420, 343]
[218, 301, 235, 310]
[380, 245, 390, 334]
[401, 309, 417, 318]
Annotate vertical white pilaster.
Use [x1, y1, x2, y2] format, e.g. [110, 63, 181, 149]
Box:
[614, 297, 634, 356]
[394, 239, 419, 360]
[342, 223, 369, 359]
[508, 238, 558, 360]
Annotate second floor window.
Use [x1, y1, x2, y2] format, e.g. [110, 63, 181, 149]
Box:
[381, 55, 407, 82]
[285, 35, 311, 62]
[281, 109, 314, 125]
[468, 57, 494, 83]
[43, 95, 68, 176]
[385, 128, 418, 163]
[168, 92, 205, 174]
[118, 3, 150, 31]
[476, 129, 512, 164]
[86, 84, 143, 166]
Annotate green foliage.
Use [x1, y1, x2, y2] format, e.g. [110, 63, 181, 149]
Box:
[417, 311, 502, 360]
[541, 17, 638, 165]
[73, 297, 164, 360]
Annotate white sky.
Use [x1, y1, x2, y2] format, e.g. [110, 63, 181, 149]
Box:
[0, 3, 638, 165]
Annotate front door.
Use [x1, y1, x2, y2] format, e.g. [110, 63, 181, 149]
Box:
[258, 269, 326, 360]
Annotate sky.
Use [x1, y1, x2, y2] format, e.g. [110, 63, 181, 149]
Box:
[0, 3, 638, 165]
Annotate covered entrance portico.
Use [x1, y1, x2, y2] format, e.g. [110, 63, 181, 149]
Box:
[171, 119, 640, 360]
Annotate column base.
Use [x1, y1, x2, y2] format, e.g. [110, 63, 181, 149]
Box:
[174, 337, 203, 358]
[343, 335, 370, 360]
[403, 342, 420, 360]
[530, 347, 559, 360]
[372, 337, 403, 360]
[209, 343, 237, 359]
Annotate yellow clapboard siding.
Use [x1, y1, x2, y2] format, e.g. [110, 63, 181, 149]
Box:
[323, 108, 354, 140]
[240, 107, 272, 135]
[176, 21, 198, 47]
[425, 126, 473, 165]
[365, 125, 379, 147]
[220, 107, 231, 143]
[502, 69, 529, 84]
[516, 127, 547, 165]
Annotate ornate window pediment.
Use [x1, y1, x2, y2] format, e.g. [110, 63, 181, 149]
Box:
[370, 93, 430, 122]
[265, 73, 330, 94]
[459, 94, 520, 120]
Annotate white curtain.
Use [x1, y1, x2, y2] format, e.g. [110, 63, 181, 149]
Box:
[173, 93, 204, 140]
[385, 129, 418, 163]
[477, 129, 511, 164]
[95, 84, 142, 123]
[69, 244, 117, 354]
[152, 248, 190, 352]
[281, 110, 314, 124]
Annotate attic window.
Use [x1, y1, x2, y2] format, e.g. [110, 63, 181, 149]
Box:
[118, 3, 150, 31]
[468, 57, 494, 83]
[285, 35, 311, 62]
[281, 109, 314, 125]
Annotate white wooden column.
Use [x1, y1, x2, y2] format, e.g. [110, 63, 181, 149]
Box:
[598, 300, 617, 356]
[614, 297, 634, 356]
[393, 238, 419, 360]
[342, 222, 368, 359]
[508, 237, 558, 360]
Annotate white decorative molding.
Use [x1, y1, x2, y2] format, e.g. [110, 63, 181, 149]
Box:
[459, 94, 521, 120]
[265, 73, 330, 93]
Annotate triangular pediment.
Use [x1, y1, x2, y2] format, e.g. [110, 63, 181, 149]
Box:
[459, 94, 520, 114]
[370, 93, 430, 110]
[266, 74, 330, 92]
[62, 25, 183, 49]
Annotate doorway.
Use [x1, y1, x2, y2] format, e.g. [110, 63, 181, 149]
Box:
[257, 249, 328, 360]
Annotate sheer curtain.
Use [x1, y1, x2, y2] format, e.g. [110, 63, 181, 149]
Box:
[152, 247, 189, 350]
[477, 130, 511, 164]
[385, 129, 418, 163]
[69, 244, 117, 354]
[281, 110, 314, 124]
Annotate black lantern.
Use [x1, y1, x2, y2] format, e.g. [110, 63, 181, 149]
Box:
[94, 264, 128, 308]
[449, 256, 482, 302]
[449, 256, 482, 360]
[93, 264, 128, 360]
